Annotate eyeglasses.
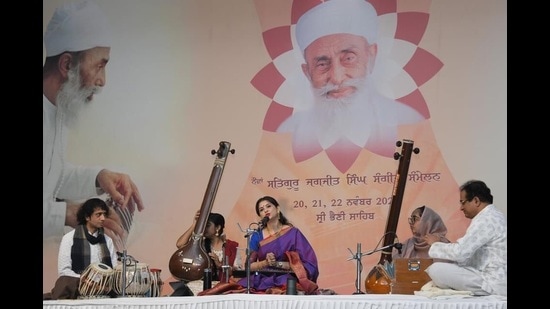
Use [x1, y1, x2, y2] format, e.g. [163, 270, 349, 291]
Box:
[459, 199, 471, 205]
[408, 215, 421, 225]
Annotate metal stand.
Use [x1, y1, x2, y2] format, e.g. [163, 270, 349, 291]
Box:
[347, 243, 399, 294]
[221, 254, 230, 283]
[118, 250, 138, 297]
[120, 250, 128, 297]
[348, 243, 365, 294]
[237, 222, 260, 294]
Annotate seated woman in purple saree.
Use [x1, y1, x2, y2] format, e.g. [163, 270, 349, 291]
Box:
[237, 196, 319, 294]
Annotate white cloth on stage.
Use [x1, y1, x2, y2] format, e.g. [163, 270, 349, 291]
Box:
[414, 281, 473, 299]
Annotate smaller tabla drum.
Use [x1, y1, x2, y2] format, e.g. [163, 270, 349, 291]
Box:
[78, 262, 114, 299]
[113, 262, 151, 297]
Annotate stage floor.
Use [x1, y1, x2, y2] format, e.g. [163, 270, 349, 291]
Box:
[43, 293, 507, 309]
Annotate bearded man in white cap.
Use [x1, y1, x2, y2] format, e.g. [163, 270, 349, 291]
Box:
[43, 0, 145, 250]
[278, 0, 424, 159]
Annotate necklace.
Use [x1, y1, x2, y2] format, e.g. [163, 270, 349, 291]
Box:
[212, 248, 224, 262]
[269, 225, 282, 238]
[211, 238, 225, 262]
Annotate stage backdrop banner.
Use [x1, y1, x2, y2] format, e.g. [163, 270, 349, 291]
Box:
[43, 0, 506, 295]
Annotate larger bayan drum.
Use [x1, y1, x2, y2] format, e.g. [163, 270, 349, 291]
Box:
[113, 263, 151, 297]
[78, 262, 114, 299]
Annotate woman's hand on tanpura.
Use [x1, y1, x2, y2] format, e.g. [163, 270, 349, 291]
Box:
[209, 252, 222, 267]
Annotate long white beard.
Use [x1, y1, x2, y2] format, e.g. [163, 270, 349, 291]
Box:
[308, 77, 374, 148]
[56, 64, 102, 129]
[277, 69, 425, 166]
[278, 76, 379, 150]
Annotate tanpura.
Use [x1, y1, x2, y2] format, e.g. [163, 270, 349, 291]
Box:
[169, 141, 234, 281]
[365, 139, 419, 294]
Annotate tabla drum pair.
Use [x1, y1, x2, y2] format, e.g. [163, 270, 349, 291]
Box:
[113, 262, 151, 297]
[78, 262, 114, 299]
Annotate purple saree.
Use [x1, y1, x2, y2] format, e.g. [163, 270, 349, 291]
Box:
[237, 226, 319, 293]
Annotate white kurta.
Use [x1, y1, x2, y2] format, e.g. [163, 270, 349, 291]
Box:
[57, 228, 118, 277]
[43, 96, 103, 239]
[428, 204, 507, 296]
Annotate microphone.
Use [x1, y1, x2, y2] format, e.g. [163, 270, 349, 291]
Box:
[116, 251, 138, 263]
[393, 242, 403, 255]
[257, 216, 269, 232]
[116, 251, 127, 261]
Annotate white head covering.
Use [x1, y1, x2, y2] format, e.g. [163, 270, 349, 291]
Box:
[44, 0, 113, 57]
[295, 0, 378, 55]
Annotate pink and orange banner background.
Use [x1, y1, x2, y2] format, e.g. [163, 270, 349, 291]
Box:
[43, 0, 506, 295]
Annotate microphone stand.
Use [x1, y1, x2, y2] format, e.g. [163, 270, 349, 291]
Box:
[347, 243, 399, 295]
[118, 250, 138, 297]
[348, 243, 365, 294]
[221, 254, 230, 283]
[120, 250, 128, 297]
[237, 222, 259, 294]
[120, 249, 128, 297]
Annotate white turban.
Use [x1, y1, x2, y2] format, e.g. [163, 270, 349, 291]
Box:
[44, 0, 113, 57]
[295, 0, 378, 55]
